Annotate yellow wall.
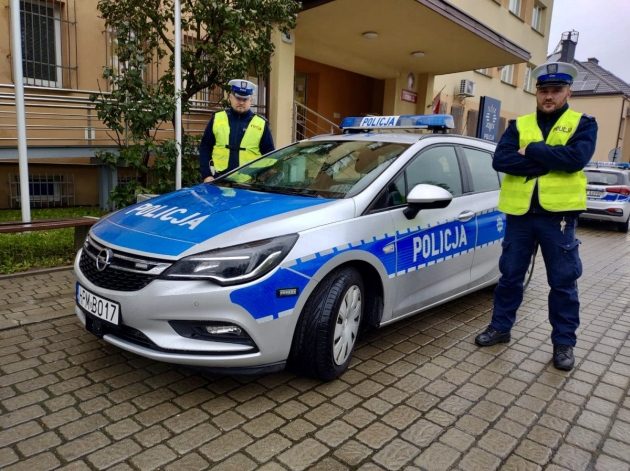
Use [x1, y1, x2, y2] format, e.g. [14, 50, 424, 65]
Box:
[571, 95, 629, 163]
[434, 0, 553, 132]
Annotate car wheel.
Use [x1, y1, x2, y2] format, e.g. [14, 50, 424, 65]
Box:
[616, 217, 629, 233]
[289, 267, 364, 381]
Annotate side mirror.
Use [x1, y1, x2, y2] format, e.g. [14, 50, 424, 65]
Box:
[403, 184, 453, 220]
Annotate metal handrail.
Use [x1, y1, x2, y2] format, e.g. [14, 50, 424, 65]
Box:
[293, 101, 340, 141]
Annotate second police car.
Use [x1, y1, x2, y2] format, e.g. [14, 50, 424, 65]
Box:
[74, 114, 525, 380]
[580, 162, 630, 232]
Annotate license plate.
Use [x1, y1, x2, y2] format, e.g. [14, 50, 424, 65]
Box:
[587, 190, 603, 198]
[76, 283, 120, 325]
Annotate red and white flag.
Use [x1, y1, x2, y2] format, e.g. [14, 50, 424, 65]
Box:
[430, 86, 446, 114]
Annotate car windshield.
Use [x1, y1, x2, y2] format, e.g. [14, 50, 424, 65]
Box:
[215, 140, 410, 198]
[585, 170, 622, 186]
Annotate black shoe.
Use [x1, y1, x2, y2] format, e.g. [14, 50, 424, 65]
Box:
[553, 345, 575, 371]
[475, 326, 511, 347]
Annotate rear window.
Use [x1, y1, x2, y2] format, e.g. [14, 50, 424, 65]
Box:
[584, 171, 622, 186]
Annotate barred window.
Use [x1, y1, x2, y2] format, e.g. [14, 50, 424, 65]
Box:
[19, 0, 77, 88]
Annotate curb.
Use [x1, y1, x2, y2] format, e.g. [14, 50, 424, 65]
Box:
[0, 265, 73, 280]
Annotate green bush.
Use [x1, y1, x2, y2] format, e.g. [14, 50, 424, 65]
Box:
[0, 207, 108, 274]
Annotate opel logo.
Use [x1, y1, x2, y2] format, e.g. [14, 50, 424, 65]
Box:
[95, 249, 114, 272]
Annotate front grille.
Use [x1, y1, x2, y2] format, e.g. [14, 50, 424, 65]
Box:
[79, 236, 172, 291]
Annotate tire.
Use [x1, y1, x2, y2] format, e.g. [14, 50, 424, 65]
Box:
[289, 267, 364, 381]
[617, 217, 629, 233]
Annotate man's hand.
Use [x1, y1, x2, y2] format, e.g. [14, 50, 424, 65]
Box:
[203, 175, 215, 183]
[518, 146, 527, 156]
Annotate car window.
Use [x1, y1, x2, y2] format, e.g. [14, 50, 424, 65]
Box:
[584, 170, 622, 186]
[461, 147, 500, 192]
[219, 140, 410, 198]
[406, 146, 463, 196]
[371, 145, 462, 211]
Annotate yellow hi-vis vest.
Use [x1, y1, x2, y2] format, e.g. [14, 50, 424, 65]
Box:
[211, 110, 265, 172]
[498, 109, 586, 215]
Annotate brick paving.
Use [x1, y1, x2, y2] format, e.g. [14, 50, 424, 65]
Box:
[0, 225, 628, 470]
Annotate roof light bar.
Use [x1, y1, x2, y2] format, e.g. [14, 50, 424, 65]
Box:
[340, 114, 455, 132]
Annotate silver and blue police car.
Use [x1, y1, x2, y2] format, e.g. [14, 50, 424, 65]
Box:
[74, 114, 513, 380]
[581, 162, 630, 232]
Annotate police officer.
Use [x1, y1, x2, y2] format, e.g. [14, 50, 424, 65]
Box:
[199, 79, 275, 182]
[475, 61, 597, 371]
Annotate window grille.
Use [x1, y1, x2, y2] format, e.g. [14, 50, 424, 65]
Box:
[104, 28, 161, 90]
[9, 172, 75, 208]
[19, 0, 78, 88]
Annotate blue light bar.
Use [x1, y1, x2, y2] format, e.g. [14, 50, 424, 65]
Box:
[340, 114, 455, 131]
[585, 161, 630, 169]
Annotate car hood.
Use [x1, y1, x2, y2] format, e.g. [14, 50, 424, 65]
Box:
[91, 184, 339, 257]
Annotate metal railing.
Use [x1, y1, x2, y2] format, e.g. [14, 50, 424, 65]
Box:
[0, 84, 220, 152]
[293, 101, 340, 141]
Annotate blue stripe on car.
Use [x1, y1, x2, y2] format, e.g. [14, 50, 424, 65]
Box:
[229, 210, 505, 321]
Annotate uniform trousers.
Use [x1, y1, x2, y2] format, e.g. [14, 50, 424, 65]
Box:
[490, 213, 582, 346]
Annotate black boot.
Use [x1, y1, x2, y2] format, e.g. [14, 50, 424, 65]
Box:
[553, 345, 574, 371]
[475, 326, 511, 347]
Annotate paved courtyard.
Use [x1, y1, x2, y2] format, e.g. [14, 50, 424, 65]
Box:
[0, 224, 629, 470]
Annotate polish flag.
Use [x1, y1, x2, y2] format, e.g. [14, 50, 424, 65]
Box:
[430, 86, 446, 114]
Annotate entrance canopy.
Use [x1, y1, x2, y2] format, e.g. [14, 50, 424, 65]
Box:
[298, 0, 530, 79]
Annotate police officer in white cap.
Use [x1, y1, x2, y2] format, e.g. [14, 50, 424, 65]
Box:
[475, 61, 597, 371]
[199, 79, 274, 181]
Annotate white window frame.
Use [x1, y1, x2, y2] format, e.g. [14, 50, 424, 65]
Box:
[524, 64, 535, 92]
[21, 0, 62, 88]
[500, 64, 514, 84]
[532, 4, 544, 32]
[508, 0, 522, 16]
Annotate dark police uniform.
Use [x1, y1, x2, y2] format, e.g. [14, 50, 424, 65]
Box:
[198, 108, 275, 179]
[475, 60, 598, 371]
[490, 104, 597, 347]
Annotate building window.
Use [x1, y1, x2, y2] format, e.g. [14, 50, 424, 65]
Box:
[524, 64, 536, 92]
[20, 0, 62, 87]
[475, 68, 491, 77]
[508, 0, 522, 17]
[532, 3, 545, 32]
[500, 64, 514, 85]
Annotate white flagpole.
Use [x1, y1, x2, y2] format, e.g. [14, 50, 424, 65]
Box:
[174, 0, 182, 189]
[10, 0, 31, 221]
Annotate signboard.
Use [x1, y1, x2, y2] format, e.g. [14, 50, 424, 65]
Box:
[476, 96, 501, 142]
[401, 89, 417, 103]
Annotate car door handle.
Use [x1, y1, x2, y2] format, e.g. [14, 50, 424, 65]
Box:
[457, 211, 475, 222]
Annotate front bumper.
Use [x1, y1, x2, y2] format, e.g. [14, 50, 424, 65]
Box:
[73, 251, 298, 370]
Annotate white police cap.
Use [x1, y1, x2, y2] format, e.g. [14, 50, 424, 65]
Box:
[228, 79, 256, 98]
[533, 61, 578, 87]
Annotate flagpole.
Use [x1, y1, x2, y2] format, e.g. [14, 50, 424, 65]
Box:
[10, 0, 31, 221]
[174, 0, 182, 189]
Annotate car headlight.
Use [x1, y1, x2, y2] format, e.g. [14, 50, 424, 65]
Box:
[161, 234, 298, 286]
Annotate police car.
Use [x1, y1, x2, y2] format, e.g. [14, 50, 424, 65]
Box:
[74, 114, 517, 380]
[580, 162, 630, 232]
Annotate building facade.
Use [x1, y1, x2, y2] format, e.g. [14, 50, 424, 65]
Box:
[2, 0, 550, 210]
